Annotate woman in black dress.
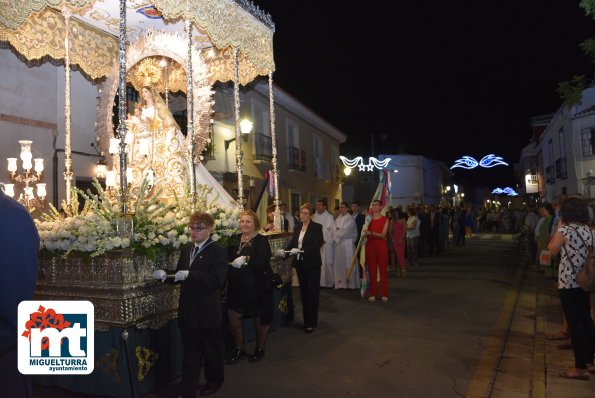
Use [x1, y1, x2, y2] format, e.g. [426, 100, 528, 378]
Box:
[226, 210, 273, 364]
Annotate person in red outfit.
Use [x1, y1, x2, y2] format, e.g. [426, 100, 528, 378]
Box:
[390, 208, 407, 276]
[364, 200, 390, 302]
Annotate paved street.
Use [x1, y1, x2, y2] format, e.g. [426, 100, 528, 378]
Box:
[35, 234, 595, 397]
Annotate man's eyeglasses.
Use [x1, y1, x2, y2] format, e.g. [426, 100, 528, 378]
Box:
[190, 226, 208, 232]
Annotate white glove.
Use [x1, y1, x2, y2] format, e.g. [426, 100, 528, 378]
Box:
[289, 248, 301, 256]
[153, 269, 167, 282]
[274, 249, 286, 259]
[231, 256, 246, 269]
[174, 270, 189, 282]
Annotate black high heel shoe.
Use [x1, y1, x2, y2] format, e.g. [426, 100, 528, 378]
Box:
[226, 348, 246, 365]
[248, 346, 265, 362]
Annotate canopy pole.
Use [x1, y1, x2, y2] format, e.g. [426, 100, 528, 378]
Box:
[186, 18, 197, 208]
[116, 0, 128, 213]
[233, 48, 244, 209]
[268, 71, 281, 231]
[63, 7, 73, 205]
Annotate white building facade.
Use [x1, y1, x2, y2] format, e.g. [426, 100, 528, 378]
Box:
[521, 87, 595, 201]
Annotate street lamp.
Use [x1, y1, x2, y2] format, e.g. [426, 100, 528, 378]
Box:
[225, 119, 253, 150]
[96, 155, 108, 179]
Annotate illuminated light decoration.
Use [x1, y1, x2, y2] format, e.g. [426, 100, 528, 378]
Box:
[479, 154, 509, 168]
[450, 156, 478, 170]
[502, 187, 518, 196]
[491, 187, 518, 196]
[450, 154, 509, 170]
[339, 156, 391, 172]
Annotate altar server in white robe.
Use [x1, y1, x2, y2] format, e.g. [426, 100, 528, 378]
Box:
[333, 202, 359, 289]
[312, 200, 335, 287]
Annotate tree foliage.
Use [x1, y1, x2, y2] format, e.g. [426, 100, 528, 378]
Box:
[556, 2, 595, 107]
[580, 0, 595, 17]
[557, 75, 587, 107]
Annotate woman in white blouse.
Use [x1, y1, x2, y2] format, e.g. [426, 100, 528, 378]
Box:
[280, 203, 324, 333]
[548, 197, 595, 380]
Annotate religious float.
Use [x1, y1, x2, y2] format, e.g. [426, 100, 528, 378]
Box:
[0, 1, 290, 396]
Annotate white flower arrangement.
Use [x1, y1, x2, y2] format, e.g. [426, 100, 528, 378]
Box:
[36, 179, 241, 259]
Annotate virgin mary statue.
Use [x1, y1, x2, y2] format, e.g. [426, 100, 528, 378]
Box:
[124, 58, 235, 206]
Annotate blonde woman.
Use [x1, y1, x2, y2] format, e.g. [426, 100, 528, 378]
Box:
[226, 210, 273, 364]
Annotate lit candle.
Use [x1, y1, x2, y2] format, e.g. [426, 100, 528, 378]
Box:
[109, 138, 119, 155]
[19, 141, 33, 171]
[138, 139, 150, 157]
[96, 163, 107, 178]
[105, 171, 116, 187]
[34, 158, 44, 173]
[36, 183, 46, 199]
[3, 184, 14, 197]
[125, 131, 134, 145]
[7, 158, 17, 173]
[19, 140, 32, 161]
[126, 167, 133, 183]
[22, 158, 33, 172]
[24, 186, 34, 199]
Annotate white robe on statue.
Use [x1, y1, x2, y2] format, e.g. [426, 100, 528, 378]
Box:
[312, 210, 335, 287]
[333, 213, 359, 289]
[125, 93, 236, 208]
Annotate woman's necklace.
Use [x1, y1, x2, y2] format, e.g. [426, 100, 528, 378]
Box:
[237, 233, 255, 254]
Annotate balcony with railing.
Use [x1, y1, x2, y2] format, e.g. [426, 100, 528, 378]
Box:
[555, 157, 567, 179]
[287, 146, 306, 172]
[254, 133, 272, 161]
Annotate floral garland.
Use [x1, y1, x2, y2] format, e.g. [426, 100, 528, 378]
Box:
[36, 179, 241, 259]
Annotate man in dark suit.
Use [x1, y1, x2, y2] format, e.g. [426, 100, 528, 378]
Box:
[0, 189, 39, 398]
[154, 212, 228, 397]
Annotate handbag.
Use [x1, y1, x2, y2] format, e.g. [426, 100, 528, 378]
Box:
[263, 271, 284, 291]
[566, 226, 595, 292]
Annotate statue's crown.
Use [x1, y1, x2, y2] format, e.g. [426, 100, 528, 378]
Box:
[136, 58, 162, 87]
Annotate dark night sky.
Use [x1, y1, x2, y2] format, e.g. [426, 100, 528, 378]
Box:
[251, 1, 594, 188]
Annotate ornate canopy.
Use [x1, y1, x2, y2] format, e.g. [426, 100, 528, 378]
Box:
[0, 0, 275, 83]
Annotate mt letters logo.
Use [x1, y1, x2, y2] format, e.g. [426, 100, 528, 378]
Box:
[18, 301, 94, 375]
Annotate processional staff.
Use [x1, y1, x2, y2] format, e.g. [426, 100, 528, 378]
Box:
[116, 0, 128, 214]
[186, 17, 197, 209]
[233, 47, 244, 209]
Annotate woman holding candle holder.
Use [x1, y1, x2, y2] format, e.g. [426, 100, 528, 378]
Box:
[277, 203, 324, 333]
